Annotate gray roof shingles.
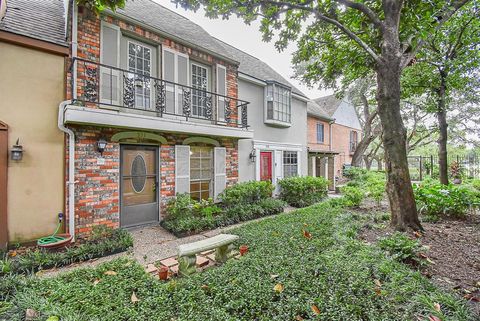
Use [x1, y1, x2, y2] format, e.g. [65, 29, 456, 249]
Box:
[313, 95, 343, 117]
[307, 100, 333, 120]
[0, 0, 67, 46]
[117, 0, 306, 97]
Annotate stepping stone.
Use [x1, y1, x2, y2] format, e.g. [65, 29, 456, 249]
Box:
[145, 264, 158, 274]
[169, 265, 179, 275]
[206, 253, 216, 262]
[196, 256, 209, 268]
[160, 257, 178, 267]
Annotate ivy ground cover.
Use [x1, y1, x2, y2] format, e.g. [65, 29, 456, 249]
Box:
[1, 201, 474, 320]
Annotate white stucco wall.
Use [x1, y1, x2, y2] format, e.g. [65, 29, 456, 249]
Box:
[238, 79, 308, 184]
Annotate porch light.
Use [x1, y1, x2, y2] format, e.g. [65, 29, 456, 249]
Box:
[249, 150, 256, 163]
[97, 138, 107, 155]
[10, 138, 23, 161]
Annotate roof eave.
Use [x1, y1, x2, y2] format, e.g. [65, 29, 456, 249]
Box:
[307, 112, 335, 122]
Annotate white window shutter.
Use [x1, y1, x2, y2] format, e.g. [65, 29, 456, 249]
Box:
[100, 23, 120, 105]
[275, 150, 283, 182]
[214, 147, 227, 200]
[175, 145, 190, 195]
[163, 49, 176, 114]
[216, 64, 227, 120]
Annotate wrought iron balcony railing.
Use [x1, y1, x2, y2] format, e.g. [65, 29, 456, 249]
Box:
[70, 58, 249, 128]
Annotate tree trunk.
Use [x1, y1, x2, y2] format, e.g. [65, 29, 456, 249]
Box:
[437, 72, 449, 185]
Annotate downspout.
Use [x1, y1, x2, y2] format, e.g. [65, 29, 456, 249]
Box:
[328, 119, 335, 151]
[72, 0, 78, 100]
[58, 101, 75, 241]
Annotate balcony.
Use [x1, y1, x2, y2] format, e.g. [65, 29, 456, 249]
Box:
[65, 58, 252, 139]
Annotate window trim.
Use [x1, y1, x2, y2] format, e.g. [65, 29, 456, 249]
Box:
[282, 151, 299, 178]
[264, 81, 292, 127]
[127, 39, 154, 110]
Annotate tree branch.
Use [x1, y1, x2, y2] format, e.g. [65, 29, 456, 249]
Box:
[335, 0, 384, 30]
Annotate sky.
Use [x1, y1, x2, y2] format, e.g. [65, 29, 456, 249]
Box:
[152, 0, 332, 99]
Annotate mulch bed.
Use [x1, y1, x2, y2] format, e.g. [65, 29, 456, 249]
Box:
[358, 211, 480, 317]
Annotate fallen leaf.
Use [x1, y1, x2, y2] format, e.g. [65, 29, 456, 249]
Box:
[201, 284, 209, 290]
[374, 287, 382, 296]
[419, 253, 428, 259]
[427, 315, 442, 321]
[433, 302, 441, 312]
[9, 250, 17, 257]
[426, 258, 436, 265]
[464, 294, 480, 302]
[46, 317, 59, 321]
[273, 283, 284, 293]
[303, 230, 312, 239]
[131, 292, 140, 303]
[374, 279, 382, 287]
[295, 315, 305, 321]
[413, 231, 422, 238]
[270, 274, 279, 279]
[303, 223, 308, 227]
[311, 305, 321, 315]
[93, 279, 100, 286]
[104, 270, 117, 276]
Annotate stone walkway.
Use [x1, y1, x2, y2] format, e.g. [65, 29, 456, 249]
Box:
[41, 207, 296, 277]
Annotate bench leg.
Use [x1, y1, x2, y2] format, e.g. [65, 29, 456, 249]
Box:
[215, 243, 235, 263]
[178, 255, 196, 276]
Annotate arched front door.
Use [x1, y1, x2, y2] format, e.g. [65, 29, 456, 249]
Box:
[0, 121, 8, 249]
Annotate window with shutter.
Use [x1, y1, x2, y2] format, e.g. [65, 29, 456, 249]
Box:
[162, 48, 189, 115]
[100, 22, 120, 105]
[175, 145, 190, 195]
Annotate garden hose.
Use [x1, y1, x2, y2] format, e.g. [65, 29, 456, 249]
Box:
[37, 220, 66, 246]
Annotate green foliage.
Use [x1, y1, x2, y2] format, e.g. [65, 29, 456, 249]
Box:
[378, 233, 425, 268]
[76, 0, 125, 14]
[413, 182, 477, 218]
[344, 170, 386, 206]
[343, 167, 368, 180]
[162, 187, 285, 236]
[340, 186, 365, 207]
[278, 176, 328, 207]
[2, 202, 473, 320]
[0, 228, 132, 275]
[219, 181, 274, 208]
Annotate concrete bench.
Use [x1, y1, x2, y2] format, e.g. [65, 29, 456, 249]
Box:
[177, 234, 239, 276]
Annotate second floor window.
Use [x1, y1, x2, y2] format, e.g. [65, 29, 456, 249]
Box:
[128, 42, 152, 110]
[266, 82, 291, 124]
[317, 123, 325, 143]
[191, 63, 210, 118]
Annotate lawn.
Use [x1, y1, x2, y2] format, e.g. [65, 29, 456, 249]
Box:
[1, 201, 474, 321]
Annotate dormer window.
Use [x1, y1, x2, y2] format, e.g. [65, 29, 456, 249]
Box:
[265, 81, 291, 126]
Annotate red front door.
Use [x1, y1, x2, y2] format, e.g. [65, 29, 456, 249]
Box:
[260, 151, 272, 182]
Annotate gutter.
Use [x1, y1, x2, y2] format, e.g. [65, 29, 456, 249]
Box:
[329, 119, 335, 152]
[58, 101, 76, 241]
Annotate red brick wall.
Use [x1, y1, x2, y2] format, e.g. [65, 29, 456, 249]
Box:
[307, 117, 331, 152]
[69, 126, 239, 236]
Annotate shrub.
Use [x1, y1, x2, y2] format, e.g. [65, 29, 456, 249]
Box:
[340, 186, 365, 207]
[344, 170, 386, 205]
[378, 232, 425, 267]
[413, 182, 476, 218]
[0, 227, 133, 275]
[162, 185, 286, 236]
[343, 167, 368, 180]
[278, 176, 328, 207]
[219, 181, 274, 207]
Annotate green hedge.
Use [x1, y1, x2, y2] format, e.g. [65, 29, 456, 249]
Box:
[0, 227, 133, 275]
[161, 182, 285, 236]
[278, 176, 328, 207]
[219, 181, 274, 207]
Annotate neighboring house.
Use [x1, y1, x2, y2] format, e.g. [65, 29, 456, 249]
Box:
[307, 95, 362, 189]
[214, 40, 309, 189]
[0, 0, 69, 247]
[62, 0, 257, 237]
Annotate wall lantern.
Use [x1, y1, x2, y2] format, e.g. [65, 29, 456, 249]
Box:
[11, 138, 23, 161]
[97, 138, 107, 155]
[249, 149, 256, 163]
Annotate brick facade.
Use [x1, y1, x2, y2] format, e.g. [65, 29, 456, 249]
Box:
[307, 115, 361, 177]
[67, 8, 241, 236]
